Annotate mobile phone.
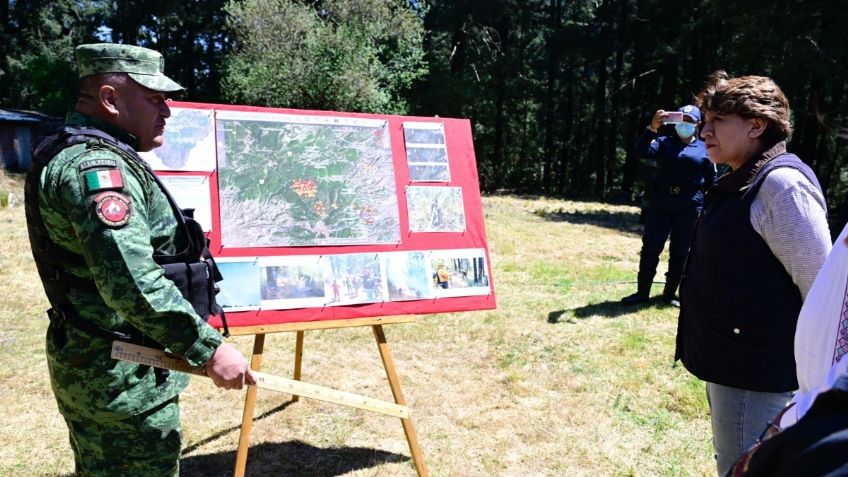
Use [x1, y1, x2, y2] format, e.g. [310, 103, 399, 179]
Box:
[663, 111, 684, 124]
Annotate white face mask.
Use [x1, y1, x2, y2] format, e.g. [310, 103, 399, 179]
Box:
[675, 122, 696, 138]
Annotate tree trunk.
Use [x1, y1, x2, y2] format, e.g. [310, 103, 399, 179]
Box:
[110, 7, 139, 45]
[605, 0, 627, 196]
[0, 0, 8, 32]
[621, 0, 647, 196]
[560, 57, 576, 195]
[818, 82, 845, 196]
[592, 50, 609, 197]
[797, 74, 823, 170]
[0, 0, 10, 101]
[513, 6, 533, 191]
[542, 0, 562, 194]
[450, 26, 467, 75]
[658, 54, 678, 108]
[492, 17, 510, 188]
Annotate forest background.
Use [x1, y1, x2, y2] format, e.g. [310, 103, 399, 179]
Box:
[3, 0, 848, 233]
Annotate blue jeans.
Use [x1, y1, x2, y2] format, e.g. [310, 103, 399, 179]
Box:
[706, 381, 792, 476]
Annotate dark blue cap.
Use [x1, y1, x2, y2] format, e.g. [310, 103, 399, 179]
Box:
[679, 104, 701, 122]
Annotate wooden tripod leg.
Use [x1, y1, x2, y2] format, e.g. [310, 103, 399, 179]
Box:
[233, 333, 267, 477]
[372, 325, 428, 477]
[291, 331, 304, 402]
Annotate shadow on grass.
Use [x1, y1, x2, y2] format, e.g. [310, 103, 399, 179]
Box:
[180, 399, 407, 476]
[548, 297, 675, 322]
[180, 440, 408, 476]
[56, 399, 407, 477]
[533, 208, 643, 235]
[182, 400, 296, 456]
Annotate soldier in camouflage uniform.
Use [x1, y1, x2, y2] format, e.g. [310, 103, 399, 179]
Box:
[26, 43, 253, 476]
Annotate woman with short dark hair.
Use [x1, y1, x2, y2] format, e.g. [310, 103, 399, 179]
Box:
[676, 71, 832, 476]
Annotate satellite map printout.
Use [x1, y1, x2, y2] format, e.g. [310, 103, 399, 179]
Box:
[216, 110, 401, 247]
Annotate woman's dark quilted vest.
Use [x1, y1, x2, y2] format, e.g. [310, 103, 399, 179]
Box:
[676, 152, 822, 392]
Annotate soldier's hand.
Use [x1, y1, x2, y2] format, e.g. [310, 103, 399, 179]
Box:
[650, 109, 666, 132]
[204, 343, 255, 390]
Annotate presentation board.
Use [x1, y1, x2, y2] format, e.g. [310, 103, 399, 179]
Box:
[141, 101, 496, 329]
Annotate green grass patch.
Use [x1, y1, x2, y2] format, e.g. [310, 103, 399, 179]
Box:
[1, 188, 715, 476]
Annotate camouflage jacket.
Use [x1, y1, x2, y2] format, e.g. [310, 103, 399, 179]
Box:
[37, 112, 222, 422]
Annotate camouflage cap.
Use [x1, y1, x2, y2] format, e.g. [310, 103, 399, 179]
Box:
[75, 43, 184, 93]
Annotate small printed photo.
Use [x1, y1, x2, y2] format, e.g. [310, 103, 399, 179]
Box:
[158, 175, 213, 231]
[384, 251, 434, 301]
[403, 122, 446, 145]
[215, 258, 262, 311]
[406, 186, 466, 233]
[406, 146, 449, 164]
[408, 164, 450, 182]
[258, 256, 327, 309]
[406, 145, 450, 182]
[428, 249, 491, 297]
[322, 253, 385, 305]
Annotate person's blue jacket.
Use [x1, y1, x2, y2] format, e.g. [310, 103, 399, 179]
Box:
[636, 128, 715, 204]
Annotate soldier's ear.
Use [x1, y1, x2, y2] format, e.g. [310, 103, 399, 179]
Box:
[99, 85, 120, 117]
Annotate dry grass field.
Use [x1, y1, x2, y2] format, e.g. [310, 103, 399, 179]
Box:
[0, 170, 714, 476]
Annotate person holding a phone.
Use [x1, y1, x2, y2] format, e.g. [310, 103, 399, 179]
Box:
[622, 104, 716, 306]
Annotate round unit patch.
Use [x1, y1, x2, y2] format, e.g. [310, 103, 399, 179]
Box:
[93, 191, 131, 227]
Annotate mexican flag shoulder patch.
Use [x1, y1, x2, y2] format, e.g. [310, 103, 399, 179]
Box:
[84, 169, 124, 194]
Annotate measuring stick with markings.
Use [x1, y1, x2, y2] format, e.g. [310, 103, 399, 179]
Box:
[110, 341, 409, 418]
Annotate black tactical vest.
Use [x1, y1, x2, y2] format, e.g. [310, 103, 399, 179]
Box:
[676, 154, 821, 392]
[25, 126, 230, 348]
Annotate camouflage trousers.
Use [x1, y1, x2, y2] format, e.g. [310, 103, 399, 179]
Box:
[63, 396, 182, 477]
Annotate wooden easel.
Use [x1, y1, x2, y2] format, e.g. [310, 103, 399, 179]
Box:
[227, 316, 428, 477]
